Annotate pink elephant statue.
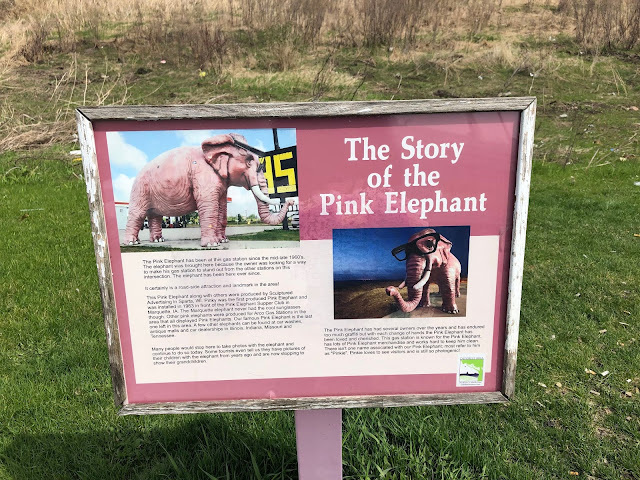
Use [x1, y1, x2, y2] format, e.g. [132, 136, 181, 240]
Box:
[124, 133, 294, 248]
[386, 228, 461, 314]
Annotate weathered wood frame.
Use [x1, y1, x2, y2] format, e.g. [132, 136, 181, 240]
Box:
[76, 98, 536, 415]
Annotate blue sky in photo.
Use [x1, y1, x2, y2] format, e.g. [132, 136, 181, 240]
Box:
[333, 226, 470, 282]
[106, 128, 296, 217]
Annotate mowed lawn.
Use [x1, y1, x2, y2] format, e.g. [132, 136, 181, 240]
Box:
[1, 150, 638, 479]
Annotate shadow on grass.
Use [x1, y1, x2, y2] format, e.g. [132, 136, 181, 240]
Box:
[1, 413, 298, 479]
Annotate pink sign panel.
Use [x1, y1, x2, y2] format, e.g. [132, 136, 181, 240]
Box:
[77, 99, 535, 412]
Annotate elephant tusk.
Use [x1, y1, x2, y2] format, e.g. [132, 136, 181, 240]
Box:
[251, 185, 280, 205]
[413, 269, 431, 290]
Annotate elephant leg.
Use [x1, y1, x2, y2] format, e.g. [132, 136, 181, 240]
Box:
[124, 179, 151, 245]
[124, 212, 144, 245]
[439, 270, 459, 314]
[200, 221, 222, 248]
[148, 214, 164, 242]
[419, 280, 432, 307]
[455, 273, 461, 298]
[197, 189, 225, 248]
[215, 196, 228, 243]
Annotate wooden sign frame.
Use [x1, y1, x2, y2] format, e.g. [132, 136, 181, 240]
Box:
[77, 98, 536, 415]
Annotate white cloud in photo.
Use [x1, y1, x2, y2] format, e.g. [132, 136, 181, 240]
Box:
[176, 130, 216, 147]
[176, 130, 268, 152]
[253, 139, 267, 152]
[112, 173, 136, 203]
[106, 132, 148, 172]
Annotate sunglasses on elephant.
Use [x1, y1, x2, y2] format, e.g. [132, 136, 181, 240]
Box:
[391, 232, 441, 261]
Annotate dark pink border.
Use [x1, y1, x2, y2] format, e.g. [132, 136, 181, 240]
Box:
[93, 112, 518, 404]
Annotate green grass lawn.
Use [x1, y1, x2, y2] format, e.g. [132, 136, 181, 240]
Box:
[1, 149, 638, 479]
[228, 229, 300, 241]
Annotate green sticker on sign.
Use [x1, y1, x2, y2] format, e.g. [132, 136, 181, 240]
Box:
[457, 355, 485, 386]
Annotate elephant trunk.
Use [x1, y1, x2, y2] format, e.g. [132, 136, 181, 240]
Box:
[386, 255, 428, 313]
[253, 172, 289, 225]
[386, 286, 423, 313]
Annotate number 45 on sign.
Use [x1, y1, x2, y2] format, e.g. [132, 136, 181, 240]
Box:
[259, 147, 298, 197]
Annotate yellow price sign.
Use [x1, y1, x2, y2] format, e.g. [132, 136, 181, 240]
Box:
[259, 147, 298, 198]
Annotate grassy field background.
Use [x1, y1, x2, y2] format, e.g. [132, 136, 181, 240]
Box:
[1, 0, 639, 478]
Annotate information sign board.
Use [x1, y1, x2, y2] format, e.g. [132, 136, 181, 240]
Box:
[77, 98, 535, 414]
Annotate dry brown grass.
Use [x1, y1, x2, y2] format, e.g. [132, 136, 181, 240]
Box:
[568, 0, 640, 51]
[0, 51, 132, 151]
[1, 0, 230, 63]
[0, 99, 73, 151]
[1, 0, 574, 67]
[0, 0, 633, 152]
[239, 0, 331, 44]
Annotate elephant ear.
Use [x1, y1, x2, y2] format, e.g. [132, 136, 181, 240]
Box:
[439, 234, 452, 247]
[202, 134, 236, 179]
[438, 234, 453, 262]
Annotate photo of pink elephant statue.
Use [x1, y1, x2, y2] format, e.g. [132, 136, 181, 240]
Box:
[386, 228, 462, 314]
[123, 133, 295, 248]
